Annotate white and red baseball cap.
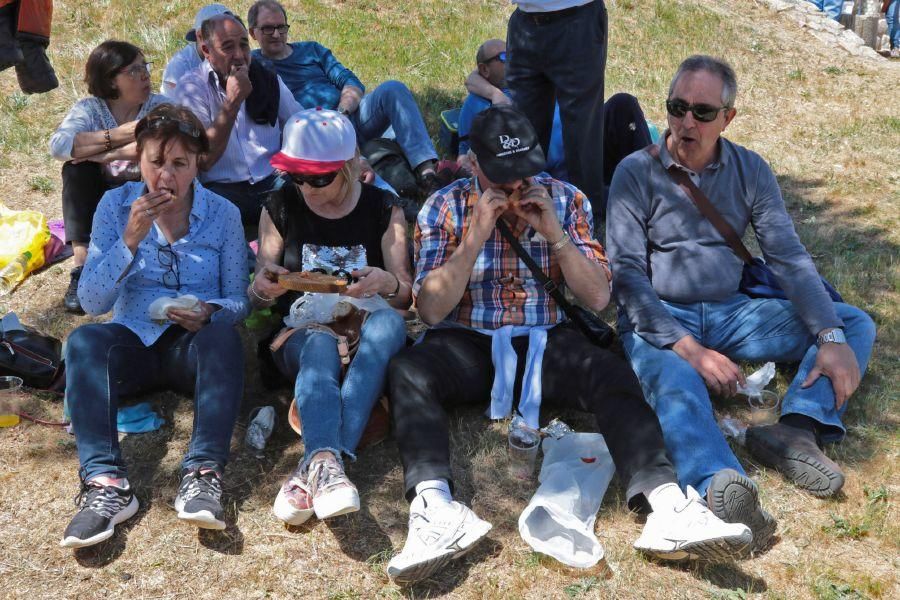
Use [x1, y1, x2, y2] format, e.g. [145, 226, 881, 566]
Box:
[270, 107, 357, 174]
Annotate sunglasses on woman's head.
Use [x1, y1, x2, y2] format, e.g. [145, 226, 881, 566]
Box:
[291, 171, 340, 188]
[147, 115, 202, 139]
[665, 98, 730, 123]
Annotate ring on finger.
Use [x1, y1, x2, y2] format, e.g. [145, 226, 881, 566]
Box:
[145, 208, 154, 217]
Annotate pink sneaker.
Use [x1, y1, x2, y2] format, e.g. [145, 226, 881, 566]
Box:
[307, 454, 360, 519]
[273, 465, 315, 526]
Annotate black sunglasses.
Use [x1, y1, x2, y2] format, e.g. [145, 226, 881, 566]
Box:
[666, 98, 730, 123]
[157, 243, 182, 291]
[482, 51, 506, 65]
[291, 171, 340, 188]
[147, 115, 202, 139]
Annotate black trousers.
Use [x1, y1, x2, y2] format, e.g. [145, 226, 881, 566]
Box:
[507, 1, 608, 216]
[61, 161, 113, 244]
[387, 324, 676, 508]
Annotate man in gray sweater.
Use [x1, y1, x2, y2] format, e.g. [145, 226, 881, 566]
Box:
[607, 55, 876, 553]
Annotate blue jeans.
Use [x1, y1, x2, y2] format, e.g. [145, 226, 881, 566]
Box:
[205, 172, 284, 228]
[809, 0, 842, 20]
[621, 294, 876, 495]
[352, 80, 438, 170]
[273, 309, 407, 466]
[66, 321, 245, 481]
[887, 1, 900, 48]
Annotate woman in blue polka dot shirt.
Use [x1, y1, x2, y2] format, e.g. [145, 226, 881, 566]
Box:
[60, 104, 249, 550]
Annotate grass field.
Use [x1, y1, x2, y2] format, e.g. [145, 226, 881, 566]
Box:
[1, 0, 898, 598]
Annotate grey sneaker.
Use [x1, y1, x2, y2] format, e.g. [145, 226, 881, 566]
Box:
[706, 469, 777, 555]
[60, 480, 138, 548]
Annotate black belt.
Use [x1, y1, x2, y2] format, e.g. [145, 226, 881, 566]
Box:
[522, 2, 592, 25]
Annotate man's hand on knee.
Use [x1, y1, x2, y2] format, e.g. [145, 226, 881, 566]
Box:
[672, 334, 745, 398]
[802, 343, 861, 410]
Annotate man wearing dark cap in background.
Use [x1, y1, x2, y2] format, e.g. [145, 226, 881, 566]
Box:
[384, 105, 751, 585]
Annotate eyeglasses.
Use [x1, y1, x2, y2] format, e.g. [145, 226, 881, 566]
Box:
[482, 51, 506, 65]
[665, 98, 730, 123]
[146, 114, 202, 139]
[258, 24, 290, 36]
[157, 243, 182, 291]
[120, 61, 153, 80]
[291, 170, 340, 188]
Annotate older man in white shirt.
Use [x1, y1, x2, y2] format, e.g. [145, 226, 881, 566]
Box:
[176, 12, 300, 230]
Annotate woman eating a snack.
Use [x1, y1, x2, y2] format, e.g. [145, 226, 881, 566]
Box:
[60, 104, 248, 549]
[250, 108, 410, 525]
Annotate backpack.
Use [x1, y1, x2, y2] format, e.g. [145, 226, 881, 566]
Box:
[360, 138, 419, 200]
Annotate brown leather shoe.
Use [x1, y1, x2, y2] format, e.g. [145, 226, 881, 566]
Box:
[746, 422, 844, 497]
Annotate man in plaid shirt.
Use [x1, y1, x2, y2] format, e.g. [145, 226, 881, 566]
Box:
[384, 105, 752, 584]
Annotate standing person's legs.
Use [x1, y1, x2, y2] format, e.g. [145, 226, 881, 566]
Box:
[339, 309, 407, 455]
[353, 82, 438, 172]
[888, 1, 900, 50]
[546, 1, 608, 218]
[506, 8, 557, 157]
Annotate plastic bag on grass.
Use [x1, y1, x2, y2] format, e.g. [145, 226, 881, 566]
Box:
[518, 432, 615, 568]
[0, 204, 50, 292]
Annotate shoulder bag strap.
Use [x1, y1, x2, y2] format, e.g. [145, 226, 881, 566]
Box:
[645, 144, 753, 264]
[494, 218, 580, 318]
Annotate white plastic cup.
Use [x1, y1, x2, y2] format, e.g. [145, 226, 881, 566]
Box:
[748, 390, 780, 426]
[508, 427, 540, 480]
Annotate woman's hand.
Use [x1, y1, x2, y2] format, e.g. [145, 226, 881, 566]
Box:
[253, 263, 290, 302]
[345, 266, 397, 298]
[167, 301, 217, 332]
[123, 190, 174, 253]
[359, 157, 376, 184]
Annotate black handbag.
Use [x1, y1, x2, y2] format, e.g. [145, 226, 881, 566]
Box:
[646, 145, 843, 303]
[0, 321, 64, 390]
[495, 219, 615, 348]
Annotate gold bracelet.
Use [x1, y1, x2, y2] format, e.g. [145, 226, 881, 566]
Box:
[248, 281, 274, 304]
[381, 273, 401, 299]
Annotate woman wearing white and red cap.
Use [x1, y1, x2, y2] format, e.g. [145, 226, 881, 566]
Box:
[249, 108, 411, 524]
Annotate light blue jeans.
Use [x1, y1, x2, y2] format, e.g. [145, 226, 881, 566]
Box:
[273, 309, 407, 468]
[809, 0, 843, 20]
[621, 294, 876, 495]
[352, 80, 438, 170]
[887, 1, 900, 49]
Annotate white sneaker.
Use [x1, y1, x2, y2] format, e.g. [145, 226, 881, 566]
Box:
[633, 486, 752, 561]
[387, 496, 493, 584]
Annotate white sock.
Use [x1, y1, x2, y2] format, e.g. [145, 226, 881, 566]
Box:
[414, 479, 452, 507]
[647, 482, 686, 513]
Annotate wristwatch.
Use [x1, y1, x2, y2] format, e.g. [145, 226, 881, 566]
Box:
[817, 328, 846, 346]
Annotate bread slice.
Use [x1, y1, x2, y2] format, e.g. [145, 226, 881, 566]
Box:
[277, 271, 348, 293]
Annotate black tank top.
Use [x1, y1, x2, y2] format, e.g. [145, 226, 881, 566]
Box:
[264, 182, 394, 314]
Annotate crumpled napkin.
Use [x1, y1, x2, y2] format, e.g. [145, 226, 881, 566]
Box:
[148, 294, 200, 323]
[736, 362, 775, 396]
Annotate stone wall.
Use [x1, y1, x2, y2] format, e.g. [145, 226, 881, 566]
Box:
[758, 0, 887, 60]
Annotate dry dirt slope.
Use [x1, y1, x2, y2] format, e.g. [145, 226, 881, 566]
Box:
[0, 0, 898, 599]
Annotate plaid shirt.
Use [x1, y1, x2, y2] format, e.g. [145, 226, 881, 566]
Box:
[414, 174, 610, 329]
